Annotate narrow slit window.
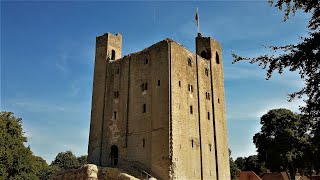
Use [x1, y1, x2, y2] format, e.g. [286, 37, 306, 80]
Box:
[190, 105, 193, 114]
[158, 80, 160, 86]
[143, 104, 146, 113]
[209, 144, 212, 152]
[142, 138, 145, 147]
[114, 111, 117, 119]
[179, 81, 181, 87]
[111, 50, 115, 60]
[114, 91, 119, 98]
[191, 85, 193, 93]
[192, 139, 194, 148]
[116, 67, 120, 74]
[216, 51, 220, 64]
[141, 83, 148, 91]
[145, 58, 149, 64]
[208, 112, 210, 120]
[188, 58, 192, 67]
[218, 98, 220, 103]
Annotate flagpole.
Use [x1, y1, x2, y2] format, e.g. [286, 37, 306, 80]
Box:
[197, 8, 200, 33]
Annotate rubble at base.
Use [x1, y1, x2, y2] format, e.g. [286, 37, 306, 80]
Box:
[50, 164, 147, 180]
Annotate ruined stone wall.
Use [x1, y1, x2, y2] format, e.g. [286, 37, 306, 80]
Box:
[88, 33, 122, 165]
[125, 40, 170, 179]
[170, 42, 202, 179]
[197, 54, 218, 180]
[89, 32, 230, 180]
[196, 36, 230, 180]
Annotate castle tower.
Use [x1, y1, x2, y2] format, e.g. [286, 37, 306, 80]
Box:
[88, 33, 122, 165]
[88, 32, 230, 180]
[195, 33, 230, 180]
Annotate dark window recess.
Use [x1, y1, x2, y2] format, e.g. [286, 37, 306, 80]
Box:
[218, 98, 220, 103]
[111, 50, 115, 60]
[114, 91, 119, 98]
[216, 51, 220, 64]
[205, 68, 209, 76]
[116, 68, 120, 74]
[188, 84, 193, 93]
[190, 105, 193, 114]
[201, 50, 211, 59]
[209, 144, 212, 152]
[192, 139, 194, 148]
[143, 104, 146, 113]
[206, 92, 210, 100]
[141, 83, 148, 91]
[188, 58, 192, 67]
[114, 111, 117, 119]
[158, 80, 160, 86]
[142, 138, 145, 147]
[145, 58, 149, 64]
[179, 81, 181, 87]
[208, 112, 210, 120]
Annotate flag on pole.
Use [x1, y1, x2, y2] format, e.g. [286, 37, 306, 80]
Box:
[195, 8, 199, 27]
[195, 8, 199, 33]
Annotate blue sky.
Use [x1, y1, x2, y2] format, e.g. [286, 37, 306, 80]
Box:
[1, 1, 309, 163]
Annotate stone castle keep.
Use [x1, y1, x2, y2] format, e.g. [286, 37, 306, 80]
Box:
[88, 32, 230, 180]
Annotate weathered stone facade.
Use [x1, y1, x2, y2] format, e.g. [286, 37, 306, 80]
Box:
[88, 32, 230, 180]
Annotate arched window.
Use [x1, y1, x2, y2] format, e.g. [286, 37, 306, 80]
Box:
[216, 51, 220, 64]
[110, 145, 118, 166]
[201, 50, 211, 59]
[111, 50, 115, 60]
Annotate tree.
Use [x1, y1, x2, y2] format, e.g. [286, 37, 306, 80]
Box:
[235, 156, 266, 175]
[253, 109, 311, 179]
[235, 157, 245, 170]
[51, 150, 80, 170]
[243, 155, 266, 176]
[232, 0, 320, 169]
[229, 149, 241, 180]
[77, 155, 88, 166]
[0, 111, 38, 179]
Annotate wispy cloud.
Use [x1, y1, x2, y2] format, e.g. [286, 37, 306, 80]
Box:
[55, 53, 69, 74]
[11, 100, 66, 112]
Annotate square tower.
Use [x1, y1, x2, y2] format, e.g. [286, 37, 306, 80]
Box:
[88, 32, 230, 180]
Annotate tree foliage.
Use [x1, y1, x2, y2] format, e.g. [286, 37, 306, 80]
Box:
[232, 0, 320, 144]
[253, 109, 312, 178]
[51, 150, 81, 170]
[229, 149, 241, 180]
[0, 111, 38, 179]
[235, 155, 267, 176]
[0, 111, 87, 179]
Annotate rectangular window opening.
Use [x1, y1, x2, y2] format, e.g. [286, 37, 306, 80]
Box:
[143, 104, 146, 113]
[158, 80, 160, 86]
[208, 112, 210, 120]
[190, 105, 193, 114]
[114, 111, 117, 119]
